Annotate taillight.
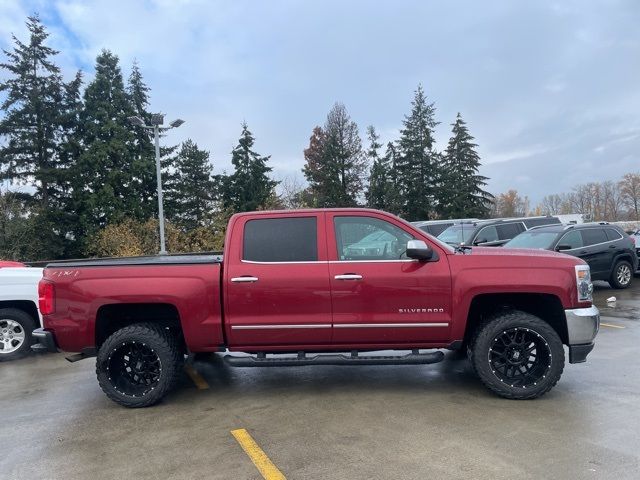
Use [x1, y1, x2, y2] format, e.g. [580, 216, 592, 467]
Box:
[38, 280, 55, 315]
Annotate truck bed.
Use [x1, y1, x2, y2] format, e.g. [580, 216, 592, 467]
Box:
[46, 253, 223, 268]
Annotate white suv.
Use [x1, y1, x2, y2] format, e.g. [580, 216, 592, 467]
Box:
[0, 264, 43, 361]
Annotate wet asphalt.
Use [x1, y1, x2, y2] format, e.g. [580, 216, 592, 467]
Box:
[1, 282, 639, 480]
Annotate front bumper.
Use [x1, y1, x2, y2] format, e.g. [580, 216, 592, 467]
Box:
[31, 328, 58, 353]
[565, 305, 600, 364]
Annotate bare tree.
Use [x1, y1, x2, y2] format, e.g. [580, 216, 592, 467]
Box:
[492, 189, 528, 217]
[278, 175, 310, 209]
[619, 172, 640, 220]
[602, 180, 624, 221]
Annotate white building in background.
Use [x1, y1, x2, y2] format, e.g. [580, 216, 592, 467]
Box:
[556, 214, 586, 224]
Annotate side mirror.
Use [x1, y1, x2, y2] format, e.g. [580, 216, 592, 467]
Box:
[474, 238, 488, 246]
[406, 240, 434, 261]
[556, 244, 572, 251]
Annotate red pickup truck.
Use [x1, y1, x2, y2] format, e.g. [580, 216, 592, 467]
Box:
[34, 208, 600, 407]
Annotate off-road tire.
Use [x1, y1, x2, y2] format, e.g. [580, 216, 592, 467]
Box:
[609, 260, 633, 289]
[469, 310, 565, 400]
[96, 323, 182, 408]
[0, 308, 36, 361]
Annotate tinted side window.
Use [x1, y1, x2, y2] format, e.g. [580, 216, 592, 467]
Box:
[334, 216, 414, 260]
[558, 230, 583, 249]
[604, 228, 623, 241]
[476, 226, 498, 243]
[243, 217, 317, 262]
[581, 228, 608, 246]
[420, 223, 451, 236]
[496, 223, 525, 240]
[524, 217, 561, 228]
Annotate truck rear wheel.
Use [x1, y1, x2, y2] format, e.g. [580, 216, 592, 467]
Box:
[469, 310, 564, 399]
[0, 308, 36, 361]
[96, 323, 182, 408]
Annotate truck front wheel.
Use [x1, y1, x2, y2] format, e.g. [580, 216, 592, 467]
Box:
[96, 323, 183, 408]
[469, 311, 565, 400]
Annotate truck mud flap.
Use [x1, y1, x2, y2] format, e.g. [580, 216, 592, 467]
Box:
[223, 350, 445, 367]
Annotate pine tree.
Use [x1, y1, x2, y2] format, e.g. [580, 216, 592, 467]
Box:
[440, 113, 492, 218]
[302, 103, 367, 207]
[73, 50, 137, 247]
[0, 15, 82, 259]
[365, 126, 391, 210]
[126, 60, 157, 219]
[221, 123, 277, 212]
[301, 126, 326, 207]
[164, 139, 216, 229]
[0, 15, 63, 205]
[395, 84, 440, 221]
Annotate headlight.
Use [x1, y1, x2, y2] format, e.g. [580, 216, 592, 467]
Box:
[575, 265, 593, 302]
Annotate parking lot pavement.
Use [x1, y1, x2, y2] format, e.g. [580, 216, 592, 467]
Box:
[1, 284, 640, 480]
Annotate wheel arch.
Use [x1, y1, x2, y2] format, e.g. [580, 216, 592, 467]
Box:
[464, 293, 568, 347]
[0, 301, 39, 325]
[95, 303, 186, 352]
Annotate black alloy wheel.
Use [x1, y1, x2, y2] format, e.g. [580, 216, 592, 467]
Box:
[469, 310, 565, 399]
[488, 327, 552, 388]
[96, 323, 182, 408]
[106, 341, 162, 398]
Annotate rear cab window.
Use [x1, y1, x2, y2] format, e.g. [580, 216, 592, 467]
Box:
[243, 217, 318, 262]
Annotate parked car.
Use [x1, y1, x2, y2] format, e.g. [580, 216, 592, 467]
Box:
[412, 219, 479, 237]
[0, 265, 43, 360]
[437, 216, 562, 247]
[504, 223, 638, 288]
[35, 208, 599, 407]
[629, 229, 640, 271]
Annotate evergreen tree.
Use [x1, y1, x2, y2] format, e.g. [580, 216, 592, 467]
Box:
[302, 103, 367, 207]
[126, 60, 157, 218]
[382, 141, 403, 215]
[395, 84, 440, 221]
[0, 15, 63, 205]
[0, 15, 81, 259]
[221, 123, 277, 212]
[164, 139, 216, 229]
[72, 50, 138, 247]
[439, 113, 492, 218]
[301, 126, 326, 207]
[365, 126, 391, 210]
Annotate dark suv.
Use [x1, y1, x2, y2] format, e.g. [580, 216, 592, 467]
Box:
[437, 216, 561, 247]
[504, 223, 638, 288]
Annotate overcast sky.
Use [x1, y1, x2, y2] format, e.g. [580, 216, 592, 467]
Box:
[1, 0, 639, 205]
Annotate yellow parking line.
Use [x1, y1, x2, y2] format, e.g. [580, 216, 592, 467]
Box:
[231, 428, 286, 480]
[184, 364, 210, 390]
[600, 322, 625, 329]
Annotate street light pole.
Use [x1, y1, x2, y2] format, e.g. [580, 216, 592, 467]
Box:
[153, 124, 167, 254]
[128, 114, 185, 256]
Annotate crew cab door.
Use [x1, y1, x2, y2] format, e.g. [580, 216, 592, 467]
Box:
[224, 213, 332, 347]
[327, 213, 452, 345]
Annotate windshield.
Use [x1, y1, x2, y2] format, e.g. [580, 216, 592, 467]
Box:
[437, 225, 476, 245]
[504, 231, 558, 249]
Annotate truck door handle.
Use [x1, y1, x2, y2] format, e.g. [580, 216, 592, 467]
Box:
[334, 274, 363, 280]
[579, 250, 588, 255]
[231, 276, 259, 283]
[609, 245, 617, 249]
